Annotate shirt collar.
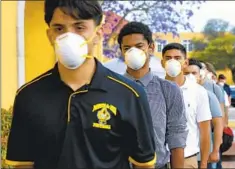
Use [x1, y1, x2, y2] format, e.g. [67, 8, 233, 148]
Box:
[52, 58, 108, 92]
[124, 69, 154, 87]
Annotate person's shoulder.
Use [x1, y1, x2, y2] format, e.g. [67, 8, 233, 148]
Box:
[206, 90, 216, 100]
[225, 83, 230, 88]
[103, 58, 119, 64]
[152, 76, 181, 98]
[194, 83, 209, 101]
[16, 68, 54, 97]
[155, 76, 180, 91]
[105, 68, 145, 98]
[195, 83, 208, 94]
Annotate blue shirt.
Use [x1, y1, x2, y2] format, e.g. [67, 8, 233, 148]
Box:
[207, 91, 222, 118]
[202, 79, 225, 103]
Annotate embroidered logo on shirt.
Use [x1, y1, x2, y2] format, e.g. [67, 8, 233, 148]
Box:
[92, 103, 117, 130]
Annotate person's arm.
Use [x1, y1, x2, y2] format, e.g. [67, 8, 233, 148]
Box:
[224, 91, 230, 126]
[199, 121, 211, 168]
[125, 88, 156, 169]
[5, 92, 34, 169]
[214, 85, 226, 126]
[197, 88, 212, 168]
[209, 117, 223, 162]
[165, 83, 188, 168]
[207, 92, 223, 162]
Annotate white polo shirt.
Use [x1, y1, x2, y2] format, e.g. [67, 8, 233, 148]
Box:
[180, 77, 212, 157]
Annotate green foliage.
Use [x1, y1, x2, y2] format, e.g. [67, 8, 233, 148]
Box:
[192, 34, 235, 82]
[192, 34, 235, 69]
[1, 107, 13, 169]
[203, 19, 230, 40]
[231, 27, 235, 35]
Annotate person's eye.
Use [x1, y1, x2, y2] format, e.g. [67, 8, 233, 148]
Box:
[54, 27, 64, 32]
[166, 57, 171, 60]
[124, 48, 130, 52]
[76, 26, 85, 31]
[136, 45, 143, 49]
[175, 57, 181, 60]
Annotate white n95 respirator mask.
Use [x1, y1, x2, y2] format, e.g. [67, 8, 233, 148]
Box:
[54, 32, 90, 69]
[186, 73, 197, 83]
[124, 47, 147, 70]
[165, 59, 182, 77]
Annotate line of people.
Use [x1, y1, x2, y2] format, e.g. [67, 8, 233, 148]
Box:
[4, 0, 229, 169]
[104, 22, 229, 169]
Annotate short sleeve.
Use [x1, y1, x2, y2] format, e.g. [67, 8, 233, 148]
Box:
[196, 86, 212, 123]
[214, 84, 225, 103]
[124, 89, 156, 167]
[224, 91, 230, 107]
[207, 91, 222, 118]
[5, 93, 34, 166]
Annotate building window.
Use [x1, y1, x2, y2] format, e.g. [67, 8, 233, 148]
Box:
[156, 40, 167, 52]
[182, 40, 193, 52]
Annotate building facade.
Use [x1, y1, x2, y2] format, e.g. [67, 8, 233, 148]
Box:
[1, 1, 234, 110]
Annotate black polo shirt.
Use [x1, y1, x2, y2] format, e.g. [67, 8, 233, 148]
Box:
[6, 59, 156, 169]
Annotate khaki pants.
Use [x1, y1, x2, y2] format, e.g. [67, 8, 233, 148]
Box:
[184, 155, 198, 168]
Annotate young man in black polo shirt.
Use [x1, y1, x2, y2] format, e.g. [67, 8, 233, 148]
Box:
[5, 0, 156, 169]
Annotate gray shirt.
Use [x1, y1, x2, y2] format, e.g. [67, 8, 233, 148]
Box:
[202, 79, 225, 103]
[207, 91, 222, 118]
[124, 71, 188, 168]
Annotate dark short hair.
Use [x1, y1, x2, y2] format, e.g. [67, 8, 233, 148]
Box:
[162, 43, 187, 58]
[44, 0, 103, 26]
[218, 74, 226, 80]
[205, 62, 217, 76]
[188, 58, 202, 69]
[118, 22, 153, 47]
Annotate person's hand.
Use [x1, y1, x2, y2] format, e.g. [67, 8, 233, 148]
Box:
[208, 151, 219, 163]
[200, 163, 208, 169]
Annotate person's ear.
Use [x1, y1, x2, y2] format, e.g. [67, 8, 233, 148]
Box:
[182, 59, 189, 69]
[148, 43, 155, 55]
[93, 26, 103, 45]
[46, 29, 54, 46]
[161, 59, 165, 68]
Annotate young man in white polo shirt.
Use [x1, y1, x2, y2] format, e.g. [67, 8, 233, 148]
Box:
[161, 43, 212, 168]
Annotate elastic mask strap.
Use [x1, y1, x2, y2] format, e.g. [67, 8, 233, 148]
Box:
[80, 14, 105, 48]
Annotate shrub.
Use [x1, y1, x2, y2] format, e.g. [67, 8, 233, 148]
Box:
[1, 107, 13, 169]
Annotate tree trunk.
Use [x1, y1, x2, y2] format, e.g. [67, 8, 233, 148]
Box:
[231, 67, 235, 84]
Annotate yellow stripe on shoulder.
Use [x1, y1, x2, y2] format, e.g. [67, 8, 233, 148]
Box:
[16, 72, 52, 95]
[107, 76, 139, 97]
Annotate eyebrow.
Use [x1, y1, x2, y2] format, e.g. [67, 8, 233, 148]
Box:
[51, 21, 86, 27]
[123, 42, 144, 48]
[165, 55, 182, 57]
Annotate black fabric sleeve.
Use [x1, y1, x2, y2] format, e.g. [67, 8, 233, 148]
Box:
[6, 92, 34, 166]
[124, 89, 156, 167]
